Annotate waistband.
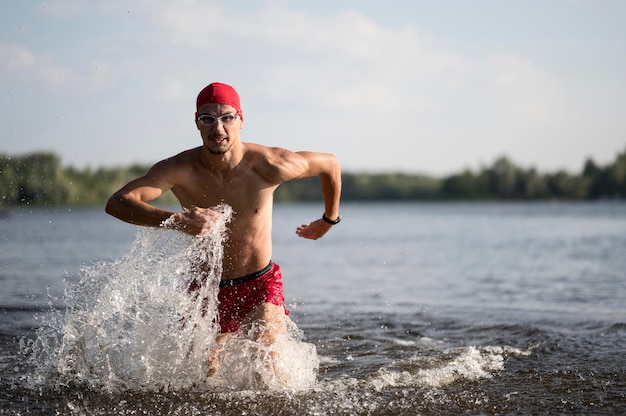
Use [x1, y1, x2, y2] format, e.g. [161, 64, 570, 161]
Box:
[219, 261, 273, 288]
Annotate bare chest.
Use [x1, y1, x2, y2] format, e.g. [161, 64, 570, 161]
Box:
[172, 169, 274, 216]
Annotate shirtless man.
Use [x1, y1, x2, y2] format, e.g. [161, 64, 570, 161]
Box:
[105, 82, 341, 372]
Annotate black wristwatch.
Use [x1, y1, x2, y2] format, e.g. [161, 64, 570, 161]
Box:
[322, 213, 341, 225]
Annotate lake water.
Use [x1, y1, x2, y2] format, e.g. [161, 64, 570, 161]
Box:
[1, 201, 625, 415]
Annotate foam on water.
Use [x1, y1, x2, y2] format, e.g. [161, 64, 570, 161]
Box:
[368, 345, 532, 391]
[20, 204, 319, 393]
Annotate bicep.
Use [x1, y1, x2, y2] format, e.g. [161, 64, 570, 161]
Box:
[262, 148, 339, 184]
[292, 151, 340, 179]
[114, 178, 165, 203]
[113, 162, 176, 202]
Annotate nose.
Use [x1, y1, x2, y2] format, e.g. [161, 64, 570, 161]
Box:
[210, 120, 227, 132]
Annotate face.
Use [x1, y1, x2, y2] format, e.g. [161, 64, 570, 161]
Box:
[196, 103, 243, 155]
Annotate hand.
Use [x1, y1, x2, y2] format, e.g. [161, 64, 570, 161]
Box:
[295, 218, 333, 240]
[168, 207, 221, 236]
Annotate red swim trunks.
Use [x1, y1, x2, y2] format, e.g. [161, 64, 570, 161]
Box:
[189, 262, 289, 333]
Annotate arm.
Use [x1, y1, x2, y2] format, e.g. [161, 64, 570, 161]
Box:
[287, 151, 342, 240]
[105, 160, 212, 235]
[105, 160, 177, 227]
[296, 151, 341, 220]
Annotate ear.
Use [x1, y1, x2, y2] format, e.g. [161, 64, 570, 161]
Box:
[195, 112, 200, 130]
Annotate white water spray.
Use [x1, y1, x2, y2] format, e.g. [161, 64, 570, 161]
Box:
[21, 204, 319, 392]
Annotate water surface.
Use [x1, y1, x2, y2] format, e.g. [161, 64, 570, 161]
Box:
[1, 202, 625, 414]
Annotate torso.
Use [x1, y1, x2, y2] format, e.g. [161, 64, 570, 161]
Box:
[167, 145, 283, 279]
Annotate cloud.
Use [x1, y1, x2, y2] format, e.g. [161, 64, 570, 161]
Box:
[37, 64, 68, 87]
[37, 0, 133, 17]
[90, 61, 114, 88]
[155, 76, 186, 102]
[3, 0, 621, 173]
[38, 0, 86, 18]
[0, 42, 67, 87]
[0, 43, 36, 69]
[116, 0, 578, 173]
[145, 1, 565, 124]
[143, 2, 466, 116]
[0, 42, 117, 93]
[33, 0, 561, 124]
[481, 54, 565, 122]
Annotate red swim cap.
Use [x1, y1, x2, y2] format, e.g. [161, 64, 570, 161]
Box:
[196, 82, 243, 121]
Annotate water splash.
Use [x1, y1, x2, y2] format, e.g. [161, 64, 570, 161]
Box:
[20, 204, 319, 393]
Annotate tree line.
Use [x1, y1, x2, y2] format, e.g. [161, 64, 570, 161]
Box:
[1, 148, 625, 208]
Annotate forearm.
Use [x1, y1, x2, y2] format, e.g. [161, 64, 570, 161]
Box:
[105, 193, 174, 228]
[319, 155, 342, 219]
[295, 156, 341, 240]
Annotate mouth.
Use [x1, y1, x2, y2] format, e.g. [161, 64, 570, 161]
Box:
[210, 136, 228, 145]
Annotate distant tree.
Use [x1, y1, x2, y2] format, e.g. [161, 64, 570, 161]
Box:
[547, 170, 590, 199]
[441, 169, 482, 199]
[607, 148, 626, 197]
[582, 158, 611, 199]
[518, 167, 549, 199]
[2, 149, 625, 207]
[488, 156, 519, 198]
[0, 152, 70, 206]
[581, 147, 626, 199]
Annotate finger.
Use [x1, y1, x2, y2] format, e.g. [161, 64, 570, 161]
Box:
[296, 228, 311, 237]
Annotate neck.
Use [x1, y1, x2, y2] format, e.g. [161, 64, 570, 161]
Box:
[200, 143, 244, 174]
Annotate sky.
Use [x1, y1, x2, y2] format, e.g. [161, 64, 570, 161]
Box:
[1, 0, 625, 176]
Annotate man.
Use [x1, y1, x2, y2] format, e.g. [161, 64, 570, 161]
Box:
[105, 82, 341, 374]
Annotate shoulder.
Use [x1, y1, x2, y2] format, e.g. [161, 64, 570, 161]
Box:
[146, 147, 201, 179]
[243, 143, 308, 184]
[152, 147, 200, 168]
[245, 143, 301, 163]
